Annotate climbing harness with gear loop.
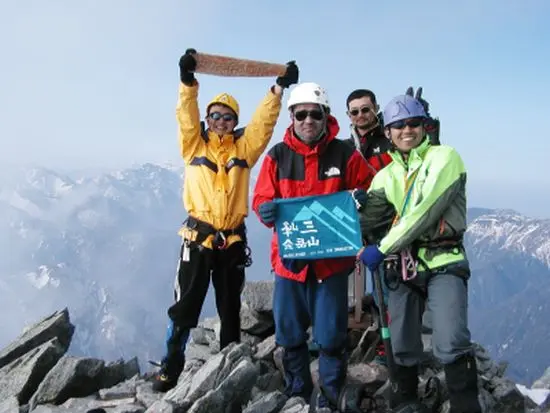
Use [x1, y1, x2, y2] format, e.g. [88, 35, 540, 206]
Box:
[182, 216, 253, 267]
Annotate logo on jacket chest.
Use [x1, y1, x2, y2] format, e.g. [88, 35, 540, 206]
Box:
[324, 166, 341, 177]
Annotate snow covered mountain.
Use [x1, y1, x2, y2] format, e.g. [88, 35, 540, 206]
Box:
[465, 208, 550, 384]
[1, 164, 548, 385]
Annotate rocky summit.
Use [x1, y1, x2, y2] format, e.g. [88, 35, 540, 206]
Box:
[0, 281, 549, 413]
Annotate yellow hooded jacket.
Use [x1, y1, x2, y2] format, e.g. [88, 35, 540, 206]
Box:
[177, 82, 282, 249]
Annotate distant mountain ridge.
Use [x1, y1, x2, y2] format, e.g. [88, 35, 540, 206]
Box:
[1, 163, 549, 384]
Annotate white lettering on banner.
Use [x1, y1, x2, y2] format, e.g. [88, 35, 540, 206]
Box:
[282, 221, 299, 237]
[295, 236, 320, 249]
[282, 239, 294, 250]
[300, 220, 318, 234]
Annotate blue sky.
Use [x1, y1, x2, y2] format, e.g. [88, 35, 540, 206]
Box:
[1, 0, 549, 217]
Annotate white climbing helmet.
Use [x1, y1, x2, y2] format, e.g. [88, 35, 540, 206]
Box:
[287, 82, 330, 111]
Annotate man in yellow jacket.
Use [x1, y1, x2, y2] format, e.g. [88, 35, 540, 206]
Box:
[152, 49, 299, 392]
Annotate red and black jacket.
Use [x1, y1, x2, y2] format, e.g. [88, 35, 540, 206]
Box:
[252, 115, 374, 282]
[344, 125, 393, 174]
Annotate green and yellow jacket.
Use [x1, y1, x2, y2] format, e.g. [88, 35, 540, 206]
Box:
[360, 138, 468, 270]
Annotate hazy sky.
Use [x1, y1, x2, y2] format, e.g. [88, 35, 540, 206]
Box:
[1, 1, 549, 217]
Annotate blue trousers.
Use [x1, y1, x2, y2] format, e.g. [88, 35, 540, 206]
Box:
[273, 269, 349, 403]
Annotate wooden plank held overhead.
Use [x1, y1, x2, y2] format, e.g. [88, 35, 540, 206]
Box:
[193, 52, 287, 78]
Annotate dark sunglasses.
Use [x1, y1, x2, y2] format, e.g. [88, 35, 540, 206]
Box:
[349, 106, 372, 117]
[294, 109, 324, 121]
[208, 112, 237, 122]
[389, 117, 423, 129]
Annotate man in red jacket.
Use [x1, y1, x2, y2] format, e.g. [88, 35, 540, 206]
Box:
[253, 82, 373, 411]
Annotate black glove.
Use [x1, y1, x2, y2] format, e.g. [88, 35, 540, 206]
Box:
[276, 61, 299, 88]
[179, 48, 197, 86]
[406, 86, 430, 116]
[425, 117, 441, 145]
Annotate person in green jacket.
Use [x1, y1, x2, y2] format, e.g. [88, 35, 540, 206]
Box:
[357, 94, 482, 413]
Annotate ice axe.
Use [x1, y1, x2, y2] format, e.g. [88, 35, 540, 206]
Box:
[373, 264, 442, 412]
[372, 267, 396, 379]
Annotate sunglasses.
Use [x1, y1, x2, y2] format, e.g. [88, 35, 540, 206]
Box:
[349, 106, 372, 117]
[208, 112, 237, 122]
[389, 117, 423, 129]
[294, 109, 324, 121]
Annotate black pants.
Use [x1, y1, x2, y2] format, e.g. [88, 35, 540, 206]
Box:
[167, 240, 246, 349]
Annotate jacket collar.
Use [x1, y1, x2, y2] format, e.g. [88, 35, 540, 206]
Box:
[390, 137, 432, 168]
[200, 121, 244, 147]
[283, 115, 340, 155]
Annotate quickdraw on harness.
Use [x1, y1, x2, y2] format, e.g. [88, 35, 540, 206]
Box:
[183, 216, 252, 267]
[385, 168, 421, 284]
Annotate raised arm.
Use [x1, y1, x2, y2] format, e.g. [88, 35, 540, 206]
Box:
[240, 61, 299, 167]
[176, 49, 203, 163]
[176, 82, 203, 163]
[240, 86, 283, 167]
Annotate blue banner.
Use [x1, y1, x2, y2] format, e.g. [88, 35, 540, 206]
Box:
[274, 191, 363, 259]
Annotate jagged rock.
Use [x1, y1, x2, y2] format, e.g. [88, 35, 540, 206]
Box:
[110, 405, 145, 413]
[347, 363, 388, 385]
[61, 395, 136, 411]
[0, 338, 65, 404]
[166, 352, 225, 406]
[491, 376, 527, 412]
[0, 309, 74, 371]
[0, 289, 548, 413]
[188, 357, 260, 413]
[0, 396, 19, 413]
[215, 343, 254, 386]
[32, 404, 89, 413]
[98, 375, 141, 400]
[61, 396, 98, 409]
[135, 382, 162, 408]
[241, 331, 263, 347]
[191, 328, 216, 347]
[29, 356, 105, 408]
[197, 317, 220, 336]
[144, 400, 179, 413]
[186, 342, 213, 362]
[209, 340, 221, 354]
[101, 358, 140, 389]
[279, 397, 308, 413]
[240, 307, 274, 336]
[534, 367, 550, 390]
[255, 361, 284, 393]
[243, 390, 287, 413]
[254, 335, 276, 361]
[242, 281, 274, 313]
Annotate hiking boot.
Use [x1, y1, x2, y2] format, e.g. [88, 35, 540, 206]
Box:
[152, 355, 185, 392]
[389, 364, 420, 410]
[282, 344, 313, 399]
[444, 354, 482, 413]
[152, 321, 189, 392]
[309, 388, 333, 413]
